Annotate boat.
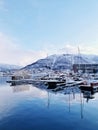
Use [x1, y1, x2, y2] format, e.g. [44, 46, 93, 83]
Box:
[80, 79, 98, 91]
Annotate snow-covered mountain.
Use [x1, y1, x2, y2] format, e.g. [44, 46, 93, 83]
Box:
[0, 64, 22, 71]
[22, 54, 98, 72]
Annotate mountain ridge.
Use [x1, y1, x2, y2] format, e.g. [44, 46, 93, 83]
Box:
[22, 54, 98, 72]
[0, 63, 22, 71]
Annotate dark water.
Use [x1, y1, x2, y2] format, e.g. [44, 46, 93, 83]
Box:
[0, 77, 98, 130]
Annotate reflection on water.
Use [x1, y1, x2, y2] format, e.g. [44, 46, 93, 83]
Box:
[11, 85, 30, 93]
[0, 77, 98, 130]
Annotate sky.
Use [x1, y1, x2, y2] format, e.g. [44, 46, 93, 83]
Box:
[0, 0, 98, 66]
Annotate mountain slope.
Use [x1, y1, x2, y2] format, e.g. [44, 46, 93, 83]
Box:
[22, 54, 98, 72]
[0, 64, 22, 71]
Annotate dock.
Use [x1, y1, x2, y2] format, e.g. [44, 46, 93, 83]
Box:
[6, 79, 66, 89]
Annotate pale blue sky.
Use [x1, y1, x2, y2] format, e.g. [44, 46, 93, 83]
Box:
[0, 0, 98, 65]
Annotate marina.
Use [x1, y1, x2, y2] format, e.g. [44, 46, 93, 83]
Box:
[0, 0, 98, 130]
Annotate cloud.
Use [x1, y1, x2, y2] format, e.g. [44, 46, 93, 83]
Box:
[0, 32, 47, 66]
[58, 43, 98, 55]
[18, 50, 47, 66]
[59, 44, 78, 54]
[79, 45, 98, 55]
[0, 32, 98, 66]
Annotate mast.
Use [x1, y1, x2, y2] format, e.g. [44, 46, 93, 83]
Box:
[80, 91, 84, 119]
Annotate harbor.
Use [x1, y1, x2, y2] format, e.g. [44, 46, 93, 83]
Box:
[0, 0, 98, 129]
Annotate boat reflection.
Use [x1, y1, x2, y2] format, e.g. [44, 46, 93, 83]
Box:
[79, 85, 98, 103]
[10, 83, 30, 93]
[81, 89, 95, 103]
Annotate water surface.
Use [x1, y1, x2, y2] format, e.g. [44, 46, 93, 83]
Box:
[0, 77, 98, 130]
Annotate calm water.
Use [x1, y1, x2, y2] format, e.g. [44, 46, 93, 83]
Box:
[0, 77, 98, 130]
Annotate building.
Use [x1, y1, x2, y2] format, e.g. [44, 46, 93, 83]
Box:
[73, 64, 98, 73]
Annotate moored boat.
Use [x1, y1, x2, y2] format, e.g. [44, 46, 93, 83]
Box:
[80, 80, 98, 91]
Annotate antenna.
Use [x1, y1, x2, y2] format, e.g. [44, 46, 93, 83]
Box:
[78, 46, 81, 73]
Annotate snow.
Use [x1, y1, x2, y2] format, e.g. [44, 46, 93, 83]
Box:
[22, 54, 98, 72]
